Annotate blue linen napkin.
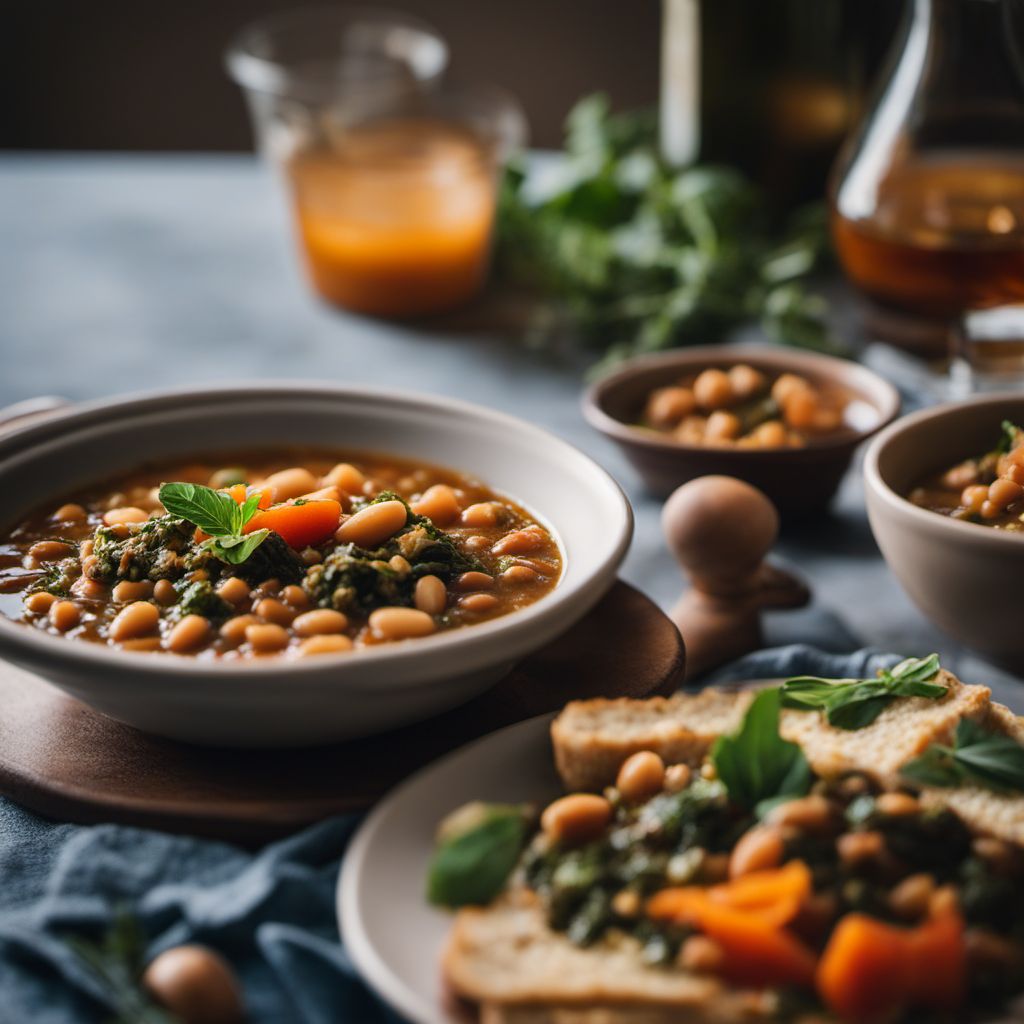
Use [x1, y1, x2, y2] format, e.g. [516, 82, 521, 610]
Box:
[0, 645, 900, 1024]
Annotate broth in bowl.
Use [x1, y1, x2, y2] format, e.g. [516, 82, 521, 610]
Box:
[908, 421, 1024, 531]
[639, 364, 853, 448]
[0, 450, 561, 659]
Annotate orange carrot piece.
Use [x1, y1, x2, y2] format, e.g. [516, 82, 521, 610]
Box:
[649, 861, 812, 929]
[689, 896, 817, 988]
[648, 885, 817, 989]
[817, 914, 907, 1020]
[710, 860, 811, 919]
[818, 910, 966, 1020]
[194, 488, 305, 544]
[647, 885, 703, 920]
[649, 885, 800, 930]
[244, 498, 342, 549]
[226, 485, 272, 510]
[726, 895, 802, 930]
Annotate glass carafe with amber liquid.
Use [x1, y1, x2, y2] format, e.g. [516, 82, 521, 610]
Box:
[830, 0, 1024, 359]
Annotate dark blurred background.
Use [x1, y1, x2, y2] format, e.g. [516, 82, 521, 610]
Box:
[2, 1, 661, 151]
[2, 0, 902, 157]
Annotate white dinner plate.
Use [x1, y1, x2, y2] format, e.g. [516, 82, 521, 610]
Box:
[338, 679, 781, 1023]
[338, 683, 1024, 1024]
[338, 713, 559, 1024]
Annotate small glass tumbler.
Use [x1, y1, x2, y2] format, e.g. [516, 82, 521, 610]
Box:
[226, 7, 526, 318]
[950, 305, 1024, 397]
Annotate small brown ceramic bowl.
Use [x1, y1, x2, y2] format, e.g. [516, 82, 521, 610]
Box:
[583, 346, 900, 515]
[864, 393, 1024, 673]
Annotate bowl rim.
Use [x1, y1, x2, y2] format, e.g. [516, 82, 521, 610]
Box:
[582, 344, 901, 457]
[0, 381, 633, 682]
[864, 390, 1024, 550]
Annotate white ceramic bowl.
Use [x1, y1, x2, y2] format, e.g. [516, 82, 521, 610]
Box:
[864, 393, 1024, 673]
[0, 383, 632, 747]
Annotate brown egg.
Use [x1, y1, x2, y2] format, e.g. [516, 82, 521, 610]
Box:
[142, 945, 244, 1023]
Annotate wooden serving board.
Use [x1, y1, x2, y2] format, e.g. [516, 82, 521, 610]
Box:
[0, 581, 684, 845]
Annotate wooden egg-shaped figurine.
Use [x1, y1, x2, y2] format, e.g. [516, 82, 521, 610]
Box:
[663, 476, 809, 678]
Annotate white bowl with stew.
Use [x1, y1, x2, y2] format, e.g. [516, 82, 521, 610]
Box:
[0, 384, 632, 747]
[864, 393, 1024, 673]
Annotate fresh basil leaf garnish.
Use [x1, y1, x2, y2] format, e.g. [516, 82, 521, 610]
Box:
[902, 718, 1024, 795]
[202, 529, 271, 566]
[711, 688, 811, 813]
[888, 654, 943, 685]
[158, 482, 246, 536]
[826, 692, 894, 731]
[427, 803, 531, 908]
[238, 490, 263, 528]
[158, 482, 268, 565]
[781, 655, 945, 730]
[900, 750, 963, 788]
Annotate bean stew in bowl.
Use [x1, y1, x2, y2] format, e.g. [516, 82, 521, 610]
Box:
[908, 420, 1024, 531]
[1, 451, 562, 659]
[585, 346, 900, 513]
[0, 385, 630, 745]
[641, 364, 852, 448]
[864, 394, 1024, 673]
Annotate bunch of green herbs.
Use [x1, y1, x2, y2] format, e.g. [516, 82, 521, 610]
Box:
[497, 94, 838, 372]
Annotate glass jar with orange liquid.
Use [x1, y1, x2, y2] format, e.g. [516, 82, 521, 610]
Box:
[830, 0, 1024, 363]
[227, 9, 525, 318]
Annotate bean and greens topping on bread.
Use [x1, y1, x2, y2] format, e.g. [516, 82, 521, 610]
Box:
[432, 659, 1024, 1023]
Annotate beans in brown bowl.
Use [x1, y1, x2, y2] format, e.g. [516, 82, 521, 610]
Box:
[641, 364, 851, 448]
[909, 421, 1024, 532]
[0, 450, 562, 659]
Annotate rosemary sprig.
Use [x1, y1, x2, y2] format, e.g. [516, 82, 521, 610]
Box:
[64, 909, 176, 1024]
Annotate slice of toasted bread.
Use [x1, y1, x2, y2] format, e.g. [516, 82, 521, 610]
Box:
[552, 690, 753, 793]
[553, 671, 987, 789]
[551, 671, 1023, 844]
[920, 785, 1024, 845]
[444, 890, 773, 1023]
[984, 701, 1024, 744]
